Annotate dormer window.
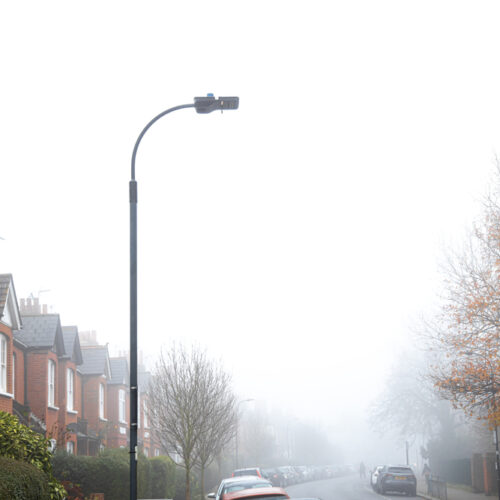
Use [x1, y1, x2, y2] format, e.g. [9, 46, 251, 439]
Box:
[48, 360, 56, 406]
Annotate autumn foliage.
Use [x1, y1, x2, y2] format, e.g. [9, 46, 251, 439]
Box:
[431, 170, 500, 428]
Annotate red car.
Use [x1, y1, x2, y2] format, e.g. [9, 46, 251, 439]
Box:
[223, 487, 290, 500]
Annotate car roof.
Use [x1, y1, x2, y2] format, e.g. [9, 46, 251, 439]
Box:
[223, 487, 289, 500]
[224, 476, 269, 484]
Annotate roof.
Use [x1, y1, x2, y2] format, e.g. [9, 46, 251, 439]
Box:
[14, 314, 65, 354]
[109, 357, 129, 385]
[61, 326, 84, 365]
[79, 345, 111, 377]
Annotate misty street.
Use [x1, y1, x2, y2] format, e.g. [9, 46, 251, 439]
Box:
[286, 475, 416, 500]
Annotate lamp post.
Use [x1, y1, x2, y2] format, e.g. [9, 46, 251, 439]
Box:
[234, 398, 254, 470]
[129, 95, 239, 500]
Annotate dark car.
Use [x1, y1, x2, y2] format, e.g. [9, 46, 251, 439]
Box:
[262, 468, 286, 487]
[376, 465, 417, 496]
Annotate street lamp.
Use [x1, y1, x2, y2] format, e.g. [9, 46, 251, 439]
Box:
[235, 398, 254, 469]
[129, 95, 239, 500]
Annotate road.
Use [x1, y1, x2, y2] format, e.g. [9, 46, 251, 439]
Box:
[285, 475, 418, 500]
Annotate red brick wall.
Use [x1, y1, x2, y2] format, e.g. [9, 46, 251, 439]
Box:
[0, 324, 13, 413]
[82, 375, 108, 445]
[57, 360, 79, 452]
[106, 384, 128, 449]
[26, 350, 60, 436]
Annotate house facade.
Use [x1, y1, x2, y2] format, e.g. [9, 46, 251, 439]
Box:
[0, 274, 163, 457]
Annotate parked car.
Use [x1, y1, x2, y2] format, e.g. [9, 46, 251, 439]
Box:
[208, 476, 272, 500]
[233, 468, 264, 478]
[376, 465, 417, 496]
[222, 487, 289, 500]
[262, 468, 286, 487]
[370, 465, 384, 490]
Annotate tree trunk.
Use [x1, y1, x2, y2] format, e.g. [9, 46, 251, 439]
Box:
[200, 465, 206, 500]
[185, 465, 191, 500]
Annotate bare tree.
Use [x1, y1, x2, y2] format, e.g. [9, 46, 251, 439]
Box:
[148, 344, 236, 500]
[195, 367, 237, 500]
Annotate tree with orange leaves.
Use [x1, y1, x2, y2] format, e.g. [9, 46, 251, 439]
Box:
[429, 166, 500, 430]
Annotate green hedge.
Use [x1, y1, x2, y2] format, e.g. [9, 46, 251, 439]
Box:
[0, 411, 65, 499]
[0, 456, 51, 499]
[52, 448, 176, 500]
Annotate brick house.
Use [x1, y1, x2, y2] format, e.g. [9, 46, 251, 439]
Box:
[79, 344, 112, 455]
[107, 357, 129, 449]
[13, 313, 67, 442]
[0, 274, 22, 414]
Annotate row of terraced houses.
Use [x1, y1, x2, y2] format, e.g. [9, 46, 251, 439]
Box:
[0, 274, 162, 457]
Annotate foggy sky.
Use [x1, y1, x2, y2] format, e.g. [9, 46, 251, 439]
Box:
[2, 0, 500, 462]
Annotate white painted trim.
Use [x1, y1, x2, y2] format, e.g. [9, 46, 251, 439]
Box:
[0, 391, 13, 399]
[48, 405, 60, 411]
[66, 409, 78, 415]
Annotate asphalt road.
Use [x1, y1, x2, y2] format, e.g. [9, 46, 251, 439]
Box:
[285, 475, 418, 500]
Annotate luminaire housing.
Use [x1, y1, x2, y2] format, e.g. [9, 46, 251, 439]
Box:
[194, 95, 239, 114]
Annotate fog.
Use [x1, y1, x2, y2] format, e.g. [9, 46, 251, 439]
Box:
[2, 0, 500, 468]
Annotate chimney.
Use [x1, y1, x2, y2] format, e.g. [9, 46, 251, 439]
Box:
[42, 304, 48, 314]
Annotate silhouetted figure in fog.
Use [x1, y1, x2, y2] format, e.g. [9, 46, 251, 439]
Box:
[423, 463, 431, 493]
[359, 462, 366, 479]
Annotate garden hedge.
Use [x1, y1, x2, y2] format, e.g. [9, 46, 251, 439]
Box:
[0, 455, 51, 499]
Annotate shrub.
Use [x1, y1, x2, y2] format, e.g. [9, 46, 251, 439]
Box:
[0, 411, 65, 499]
[0, 455, 51, 499]
[150, 455, 177, 499]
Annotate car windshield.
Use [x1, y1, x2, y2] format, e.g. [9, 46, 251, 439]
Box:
[225, 483, 270, 493]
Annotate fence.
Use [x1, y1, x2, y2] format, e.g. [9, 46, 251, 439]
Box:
[428, 476, 448, 500]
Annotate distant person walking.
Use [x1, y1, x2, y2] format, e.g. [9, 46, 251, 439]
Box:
[359, 462, 366, 479]
[423, 463, 431, 493]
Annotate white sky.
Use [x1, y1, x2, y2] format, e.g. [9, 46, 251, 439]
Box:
[2, 1, 500, 459]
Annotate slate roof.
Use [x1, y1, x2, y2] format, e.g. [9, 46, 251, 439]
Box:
[14, 314, 65, 354]
[79, 345, 110, 377]
[61, 326, 84, 365]
[109, 358, 129, 385]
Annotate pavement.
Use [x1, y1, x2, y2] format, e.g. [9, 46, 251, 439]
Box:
[418, 483, 489, 500]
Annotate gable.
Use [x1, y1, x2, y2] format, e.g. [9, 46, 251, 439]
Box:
[0, 275, 21, 330]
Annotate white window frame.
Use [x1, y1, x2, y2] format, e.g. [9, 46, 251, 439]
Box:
[99, 383, 105, 419]
[12, 352, 15, 398]
[66, 441, 74, 454]
[143, 399, 148, 428]
[118, 389, 126, 423]
[67, 368, 74, 411]
[0, 335, 7, 393]
[48, 360, 55, 407]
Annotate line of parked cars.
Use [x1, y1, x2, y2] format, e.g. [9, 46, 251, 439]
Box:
[207, 467, 327, 500]
[370, 464, 417, 496]
[232, 464, 353, 488]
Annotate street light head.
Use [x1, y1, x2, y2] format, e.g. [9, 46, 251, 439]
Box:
[194, 95, 239, 114]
